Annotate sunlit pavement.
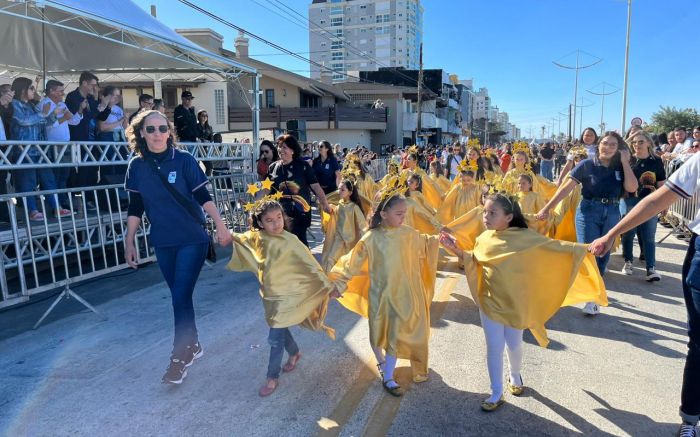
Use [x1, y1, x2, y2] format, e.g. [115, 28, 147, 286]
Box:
[0, 218, 689, 436]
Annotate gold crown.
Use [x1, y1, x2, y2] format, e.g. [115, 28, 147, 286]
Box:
[340, 166, 361, 182]
[407, 144, 419, 155]
[457, 158, 479, 173]
[386, 160, 400, 175]
[512, 141, 530, 154]
[243, 178, 283, 212]
[377, 172, 408, 205]
[483, 148, 498, 158]
[467, 137, 481, 148]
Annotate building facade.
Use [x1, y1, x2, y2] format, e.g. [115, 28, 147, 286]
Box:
[308, 0, 423, 82]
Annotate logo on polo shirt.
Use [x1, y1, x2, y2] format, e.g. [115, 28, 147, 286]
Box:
[168, 171, 177, 183]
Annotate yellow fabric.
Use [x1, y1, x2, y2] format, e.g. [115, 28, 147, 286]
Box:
[438, 183, 481, 224]
[356, 174, 378, 201]
[429, 173, 452, 193]
[227, 230, 336, 339]
[462, 228, 607, 347]
[517, 191, 546, 215]
[405, 196, 443, 234]
[502, 168, 556, 200]
[552, 185, 581, 242]
[326, 190, 372, 217]
[445, 206, 485, 251]
[536, 175, 558, 200]
[321, 200, 366, 272]
[403, 168, 442, 210]
[378, 173, 395, 191]
[411, 190, 437, 215]
[330, 225, 439, 375]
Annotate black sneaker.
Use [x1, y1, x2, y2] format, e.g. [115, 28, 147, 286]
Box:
[677, 424, 697, 437]
[184, 342, 204, 368]
[162, 357, 187, 384]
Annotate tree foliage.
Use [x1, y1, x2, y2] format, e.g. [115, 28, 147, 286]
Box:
[649, 106, 700, 133]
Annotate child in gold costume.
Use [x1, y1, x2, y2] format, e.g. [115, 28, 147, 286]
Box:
[330, 193, 439, 396]
[227, 200, 339, 397]
[440, 193, 606, 412]
[321, 179, 366, 272]
[438, 167, 481, 225]
[428, 160, 452, 193]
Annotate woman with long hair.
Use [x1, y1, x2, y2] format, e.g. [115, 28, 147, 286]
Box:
[312, 140, 341, 194]
[256, 139, 279, 181]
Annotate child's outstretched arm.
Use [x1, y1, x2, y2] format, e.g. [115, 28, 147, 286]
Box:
[439, 230, 464, 258]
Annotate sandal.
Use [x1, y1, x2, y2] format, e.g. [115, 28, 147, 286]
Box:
[259, 378, 278, 397]
[382, 379, 402, 397]
[282, 352, 302, 373]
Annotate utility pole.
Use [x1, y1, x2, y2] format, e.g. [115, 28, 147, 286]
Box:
[416, 42, 423, 145]
[576, 97, 595, 134]
[621, 0, 632, 133]
[587, 82, 619, 135]
[553, 49, 602, 138]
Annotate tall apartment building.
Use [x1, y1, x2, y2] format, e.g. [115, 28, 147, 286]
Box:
[308, 0, 423, 82]
[473, 87, 490, 120]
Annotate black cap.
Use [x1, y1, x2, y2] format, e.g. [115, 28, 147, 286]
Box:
[181, 90, 194, 99]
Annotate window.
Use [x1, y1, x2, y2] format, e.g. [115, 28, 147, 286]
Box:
[214, 89, 225, 124]
[360, 5, 367, 9]
[376, 14, 390, 23]
[375, 25, 390, 34]
[331, 17, 343, 26]
[320, 42, 327, 47]
[330, 6, 342, 15]
[331, 40, 343, 49]
[333, 29, 343, 37]
[265, 89, 275, 108]
[331, 51, 343, 60]
[320, 20, 325, 24]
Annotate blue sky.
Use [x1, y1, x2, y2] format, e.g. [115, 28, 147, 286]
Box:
[135, 0, 698, 137]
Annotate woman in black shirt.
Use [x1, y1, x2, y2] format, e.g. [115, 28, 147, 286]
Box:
[312, 140, 341, 194]
[268, 134, 331, 246]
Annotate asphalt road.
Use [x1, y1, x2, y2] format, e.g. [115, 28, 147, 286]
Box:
[0, 218, 690, 436]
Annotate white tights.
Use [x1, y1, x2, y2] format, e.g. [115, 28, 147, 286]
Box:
[479, 310, 524, 402]
[372, 345, 398, 387]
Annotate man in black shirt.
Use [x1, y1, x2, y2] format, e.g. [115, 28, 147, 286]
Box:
[173, 91, 198, 143]
[128, 93, 154, 124]
[539, 142, 555, 181]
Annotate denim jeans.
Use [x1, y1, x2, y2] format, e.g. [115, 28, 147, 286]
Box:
[154, 242, 208, 357]
[13, 167, 59, 212]
[620, 197, 658, 270]
[267, 327, 299, 379]
[53, 167, 72, 208]
[540, 159, 554, 181]
[576, 199, 621, 275]
[681, 234, 700, 424]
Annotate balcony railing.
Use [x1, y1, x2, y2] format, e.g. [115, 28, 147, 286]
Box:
[229, 105, 387, 126]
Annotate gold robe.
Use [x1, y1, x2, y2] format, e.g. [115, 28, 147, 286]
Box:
[438, 183, 481, 224]
[552, 185, 581, 242]
[326, 190, 373, 217]
[227, 230, 335, 338]
[403, 168, 442, 210]
[330, 225, 439, 375]
[429, 173, 452, 193]
[517, 191, 546, 215]
[410, 190, 437, 216]
[462, 228, 607, 347]
[356, 174, 378, 201]
[405, 196, 442, 234]
[321, 200, 366, 272]
[502, 168, 556, 200]
[446, 206, 485, 251]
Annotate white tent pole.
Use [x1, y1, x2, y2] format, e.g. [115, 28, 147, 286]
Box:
[252, 73, 260, 154]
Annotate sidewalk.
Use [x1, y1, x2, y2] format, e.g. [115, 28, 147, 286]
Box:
[0, 218, 690, 436]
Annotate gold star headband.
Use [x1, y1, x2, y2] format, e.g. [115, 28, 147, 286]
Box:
[377, 172, 408, 205]
[569, 145, 588, 160]
[512, 141, 530, 155]
[243, 178, 283, 212]
[340, 166, 361, 183]
[467, 137, 481, 148]
[457, 158, 479, 173]
[407, 144, 419, 155]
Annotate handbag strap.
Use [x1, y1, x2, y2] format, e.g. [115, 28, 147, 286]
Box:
[145, 156, 205, 225]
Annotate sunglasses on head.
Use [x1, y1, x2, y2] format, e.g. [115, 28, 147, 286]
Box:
[145, 125, 169, 134]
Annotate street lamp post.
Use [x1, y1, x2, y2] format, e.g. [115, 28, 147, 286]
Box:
[621, 0, 632, 132]
[587, 82, 620, 136]
[553, 50, 602, 139]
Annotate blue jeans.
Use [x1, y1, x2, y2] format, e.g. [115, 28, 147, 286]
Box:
[154, 242, 208, 357]
[13, 166, 59, 212]
[267, 327, 299, 379]
[681, 234, 700, 423]
[576, 199, 620, 275]
[621, 197, 658, 270]
[53, 167, 71, 208]
[540, 159, 554, 181]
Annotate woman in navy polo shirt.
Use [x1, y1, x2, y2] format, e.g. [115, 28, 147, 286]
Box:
[268, 134, 332, 246]
[123, 110, 231, 385]
[536, 131, 638, 315]
[312, 140, 341, 194]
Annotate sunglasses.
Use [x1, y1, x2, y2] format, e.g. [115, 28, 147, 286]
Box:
[145, 125, 169, 134]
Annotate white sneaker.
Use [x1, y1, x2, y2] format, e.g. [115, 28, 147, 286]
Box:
[582, 302, 600, 316]
[621, 261, 633, 275]
[646, 268, 661, 282]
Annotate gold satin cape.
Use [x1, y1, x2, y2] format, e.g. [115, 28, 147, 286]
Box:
[227, 230, 335, 339]
[438, 183, 481, 224]
[321, 200, 366, 272]
[429, 173, 452, 193]
[329, 225, 440, 375]
[517, 191, 546, 215]
[356, 174, 379, 201]
[405, 196, 443, 234]
[462, 228, 607, 347]
[411, 190, 437, 215]
[403, 168, 442, 210]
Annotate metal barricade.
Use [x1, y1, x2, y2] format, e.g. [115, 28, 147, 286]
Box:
[659, 159, 697, 243]
[367, 158, 389, 181]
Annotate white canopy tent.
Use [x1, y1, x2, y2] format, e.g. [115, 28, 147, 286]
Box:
[0, 0, 260, 142]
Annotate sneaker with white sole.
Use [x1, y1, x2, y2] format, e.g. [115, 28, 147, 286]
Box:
[621, 261, 633, 275]
[184, 342, 204, 367]
[162, 357, 187, 384]
[646, 268, 661, 282]
[582, 302, 600, 315]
